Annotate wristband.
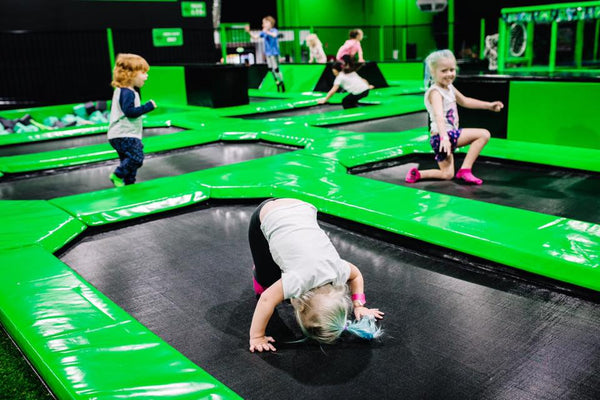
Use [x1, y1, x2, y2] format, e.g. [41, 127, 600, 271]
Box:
[352, 293, 366, 306]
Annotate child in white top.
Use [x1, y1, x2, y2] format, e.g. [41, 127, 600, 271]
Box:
[306, 33, 327, 63]
[248, 198, 384, 352]
[317, 62, 374, 109]
[406, 49, 503, 185]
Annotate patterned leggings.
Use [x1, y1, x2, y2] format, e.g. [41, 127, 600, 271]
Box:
[109, 137, 144, 184]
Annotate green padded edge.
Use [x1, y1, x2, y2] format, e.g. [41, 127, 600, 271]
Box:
[0, 117, 181, 147]
[0, 130, 222, 174]
[0, 245, 241, 399]
[46, 152, 600, 291]
[247, 89, 298, 99]
[216, 94, 325, 117]
[258, 64, 326, 93]
[273, 174, 600, 291]
[0, 201, 86, 253]
[241, 95, 425, 127]
[0, 107, 193, 147]
[304, 126, 600, 172]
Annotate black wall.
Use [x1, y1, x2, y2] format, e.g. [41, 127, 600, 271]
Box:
[0, 0, 216, 110]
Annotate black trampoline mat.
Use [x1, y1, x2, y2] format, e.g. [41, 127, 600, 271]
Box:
[236, 104, 345, 119]
[328, 111, 428, 132]
[0, 127, 184, 157]
[60, 203, 600, 400]
[355, 154, 600, 224]
[0, 143, 288, 200]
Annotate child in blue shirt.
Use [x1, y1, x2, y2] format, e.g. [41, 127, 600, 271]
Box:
[107, 53, 156, 187]
[246, 16, 285, 92]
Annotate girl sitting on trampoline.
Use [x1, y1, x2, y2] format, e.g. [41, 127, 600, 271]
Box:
[248, 198, 384, 352]
[406, 49, 503, 185]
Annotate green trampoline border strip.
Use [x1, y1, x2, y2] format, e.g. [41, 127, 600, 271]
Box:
[0, 244, 241, 400]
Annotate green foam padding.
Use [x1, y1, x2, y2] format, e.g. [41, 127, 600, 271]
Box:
[0, 246, 241, 399]
[0, 201, 85, 253]
[0, 129, 222, 174]
[258, 64, 326, 93]
[378, 62, 424, 86]
[51, 176, 212, 226]
[216, 95, 323, 118]
[141, 66, 188, 106]
[272, 174, 600, 291]
[507, 81, 600, 150]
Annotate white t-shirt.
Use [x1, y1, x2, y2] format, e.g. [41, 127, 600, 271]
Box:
[334, 71, 370, 95]
[260, 201, 351, 299]
[424, 83, 460, 133]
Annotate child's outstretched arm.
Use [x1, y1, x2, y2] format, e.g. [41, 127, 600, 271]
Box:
[244, 25, 260, 40]
[429, 90, 452, 157]
[317, 84, 340, 104]
[347, 262, 384, 320]
[455, 88, 503, 112]
[249, 279, 284, 352]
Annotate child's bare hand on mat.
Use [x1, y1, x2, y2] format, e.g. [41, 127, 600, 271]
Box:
[354, 306, 384, 320]
[249, 336, 276, 352]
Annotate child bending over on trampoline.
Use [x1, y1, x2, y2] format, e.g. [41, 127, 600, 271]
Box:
[107, 53, 156, 187]
[406, 49, 503, 185]
[336, 29, 365, 65]
[248, 198, 384, 352]
[245, 16, 285, 92]
[317, 62, 374, 109]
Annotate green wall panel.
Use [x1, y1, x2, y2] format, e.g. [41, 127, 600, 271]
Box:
[507, 81, 600, 149]
[142, 66, 188, 106]
[278, 0, 435, 60]
[378, 62, 424, 85]
[259, 64, 325, 92]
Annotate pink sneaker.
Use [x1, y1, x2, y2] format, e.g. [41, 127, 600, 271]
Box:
[456, 168, 482, 185]
[405, 167, 421, 183]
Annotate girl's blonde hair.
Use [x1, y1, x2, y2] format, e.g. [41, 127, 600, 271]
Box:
[306, 33, 322, 48]
[424, 49, 456, 87]
[263, 15, 276, 27]
[291, 284, 382, 344]
[111, 53, 150, 88]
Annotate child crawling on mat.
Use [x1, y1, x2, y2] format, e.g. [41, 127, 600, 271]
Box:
[317, 61, 374, 109]
[248, 198, 384, 352]
[406, 49, 503, 185]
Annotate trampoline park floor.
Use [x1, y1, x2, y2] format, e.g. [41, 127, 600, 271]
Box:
[0, 142, 292, 200]
[353, 153, 600, 224]
[329, 111, 427, 132]
[235, 103, 349, 119]
[59, 201, 600, 400]
[0, 126, 184, 157]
